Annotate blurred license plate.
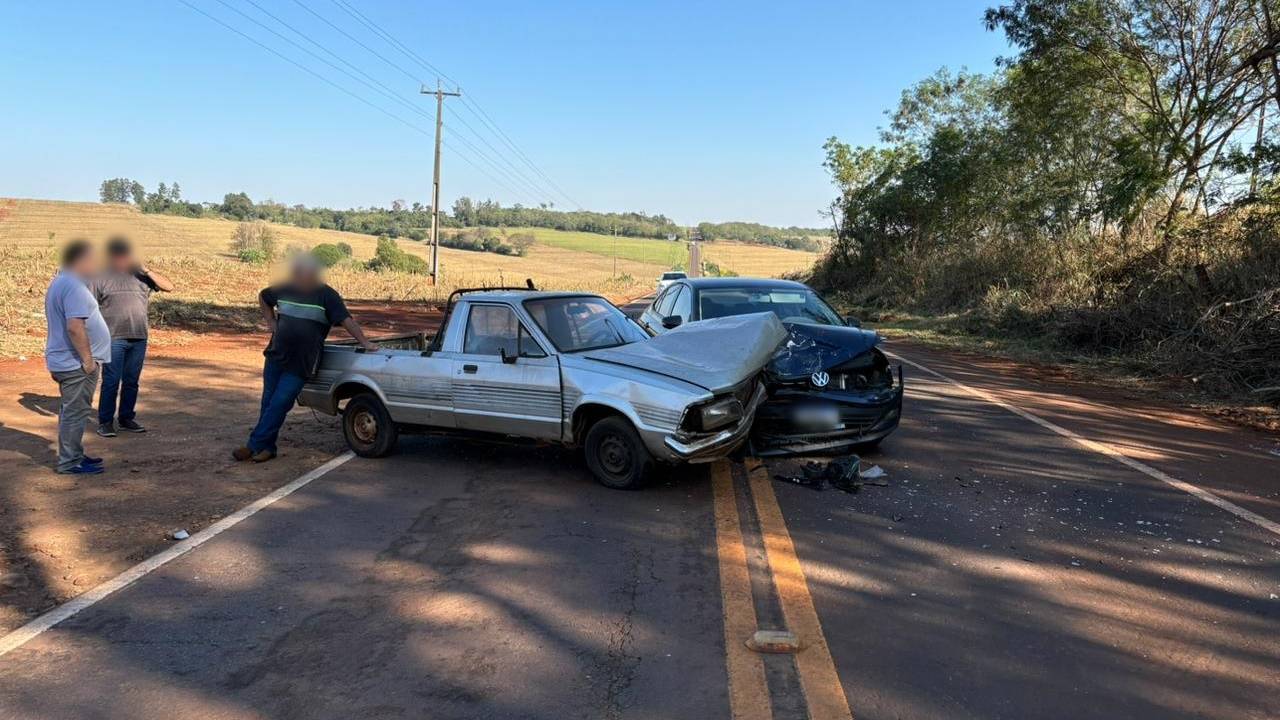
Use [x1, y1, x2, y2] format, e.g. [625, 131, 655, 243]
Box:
[791, 404, 842, 429]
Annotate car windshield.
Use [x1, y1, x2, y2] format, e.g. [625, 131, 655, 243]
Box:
[662, 272, 686, 280]
[524, 296, 648, 353]
[698, 287, 844, 326]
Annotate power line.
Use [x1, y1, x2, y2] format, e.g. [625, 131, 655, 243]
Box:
[283, 0, 561, 204]
[460, 95, 584, 209]
[288, 0, 424, 86]
[322, 0, 581, 209]
[211, 0, 433, 124]
[177, 0, 534, 204]
[217, 0, 544, 204]
[444, 106, 555, 202]
[328, 0, 457, 85]
[178, 0, 429, 138]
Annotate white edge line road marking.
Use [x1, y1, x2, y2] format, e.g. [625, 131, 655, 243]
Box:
[887, 350, 1280, 539]
[0, 451, 356, 658]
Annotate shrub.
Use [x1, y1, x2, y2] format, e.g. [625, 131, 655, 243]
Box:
[336, 242, 353, 257]
[236, 248, 269, 264]
[311, 243, 346, 267]
[366, 237, 428, 274]
[230, 221, 277, 262]
[507, 232, 535, 256]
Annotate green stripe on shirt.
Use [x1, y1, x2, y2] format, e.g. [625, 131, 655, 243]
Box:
[277, 299, 330, 324]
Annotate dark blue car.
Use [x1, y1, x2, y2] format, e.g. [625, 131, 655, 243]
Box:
[638, 277, 903, 455]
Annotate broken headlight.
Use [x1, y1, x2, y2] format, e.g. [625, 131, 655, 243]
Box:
[688, 396, 743, 432]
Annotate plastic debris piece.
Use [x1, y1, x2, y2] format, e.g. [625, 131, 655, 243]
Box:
[859, 465, 886, 479]
[169, 529, 190, 541]
[859, 465, 888, 485]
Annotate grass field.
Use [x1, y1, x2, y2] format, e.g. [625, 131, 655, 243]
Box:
[0, 198, 821, 358]
[523, 227, 820, 277]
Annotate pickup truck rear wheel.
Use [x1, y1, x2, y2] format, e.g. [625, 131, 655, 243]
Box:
[584, 416, 653, 490]
[343, 393, 398, 458]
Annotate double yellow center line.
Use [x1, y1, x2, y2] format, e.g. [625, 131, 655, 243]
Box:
[712, 460, 854, 720]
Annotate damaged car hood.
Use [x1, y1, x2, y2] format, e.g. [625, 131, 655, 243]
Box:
[585, 312, 788, 393]
[768, 323, 881, 381]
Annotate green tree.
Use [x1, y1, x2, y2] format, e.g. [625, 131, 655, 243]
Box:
[99, 178, 136, 203]
[222, 192, 254, 220]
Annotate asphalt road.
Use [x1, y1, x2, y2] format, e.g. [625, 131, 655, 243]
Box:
[0, 339, 1276, 719]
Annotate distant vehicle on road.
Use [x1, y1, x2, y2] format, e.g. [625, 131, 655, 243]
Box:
[298, 288, 783, 488]
[656, 271, 687, 292]
[638, 277, 903, 455]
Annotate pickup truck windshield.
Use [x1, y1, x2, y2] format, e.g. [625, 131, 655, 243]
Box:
[524, 296, 647, 353]
[699, 288, 844, 326]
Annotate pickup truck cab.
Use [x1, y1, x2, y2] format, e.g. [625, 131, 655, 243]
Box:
[297, 289, 781, 489]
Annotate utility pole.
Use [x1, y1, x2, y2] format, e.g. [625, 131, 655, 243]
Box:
[422, 81, 462, 284]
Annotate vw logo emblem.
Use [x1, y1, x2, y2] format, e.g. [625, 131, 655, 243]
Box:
[810, 371, 830, 388]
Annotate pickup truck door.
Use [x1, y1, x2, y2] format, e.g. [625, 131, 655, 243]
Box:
[377, 350, 456, 429]
[449, 303, 562, 440]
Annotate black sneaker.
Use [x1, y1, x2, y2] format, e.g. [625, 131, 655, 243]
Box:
[96, 422, 117, 438]
[118, 418, 146, 433]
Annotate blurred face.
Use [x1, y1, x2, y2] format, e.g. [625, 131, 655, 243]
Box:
[289, 259, 321, 289]
[69, 248, 97, 278]
[108, 248, 134, 273]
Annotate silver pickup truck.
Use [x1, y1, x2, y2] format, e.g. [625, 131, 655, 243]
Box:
[297, 289, 786, 489]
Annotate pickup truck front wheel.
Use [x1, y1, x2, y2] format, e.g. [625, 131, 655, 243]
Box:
[343, 393, 398, 458]
[584, 416, 653, 490]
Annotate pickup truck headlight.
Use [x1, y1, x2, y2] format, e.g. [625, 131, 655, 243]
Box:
[691, 396, 743, 432]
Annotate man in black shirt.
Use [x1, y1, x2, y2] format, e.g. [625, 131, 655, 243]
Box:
[234, 254, 379, 462]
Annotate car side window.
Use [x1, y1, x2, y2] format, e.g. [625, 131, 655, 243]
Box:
[463, 305, 519, 356]
[655, 286, 678, 316]
[669, 286, 692, 320]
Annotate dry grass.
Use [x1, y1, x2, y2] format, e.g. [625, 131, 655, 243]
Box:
[523, 227, 819, 277]
[0, 198, 815, 359]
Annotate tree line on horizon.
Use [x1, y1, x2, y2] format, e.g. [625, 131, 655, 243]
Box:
[99, 179, 826, 251]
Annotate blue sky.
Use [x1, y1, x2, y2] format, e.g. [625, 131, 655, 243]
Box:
[0, 1, 1010, 227]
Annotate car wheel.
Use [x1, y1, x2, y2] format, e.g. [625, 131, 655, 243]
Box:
[584, 416, 653, 490]
[343, 393, 399, 458]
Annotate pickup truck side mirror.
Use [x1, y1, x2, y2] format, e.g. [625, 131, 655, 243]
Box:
[500, 347, 518, 365]
[661, 315, 683, 329]
[844, 315, 862, 328]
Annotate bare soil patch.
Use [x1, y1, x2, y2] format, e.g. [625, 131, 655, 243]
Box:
[0, 300, 440, 632]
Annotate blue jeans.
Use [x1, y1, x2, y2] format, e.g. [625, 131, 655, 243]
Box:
[99, 338, 147, 425]
[248, 357, 306, 455]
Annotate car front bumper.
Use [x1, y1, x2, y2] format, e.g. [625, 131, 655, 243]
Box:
[750, 365, 904, 456]
[662, 381, 767, 463]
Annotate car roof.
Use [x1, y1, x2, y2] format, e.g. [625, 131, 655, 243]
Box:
[677, 277, 810, 291]
[462, 290, 600, 302]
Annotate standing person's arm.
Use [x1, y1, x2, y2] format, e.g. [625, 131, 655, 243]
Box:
[258, 287, 279, 335]
[66, 319, 96, 374]
[340, 317, 380, 352]
[137, 264, 175, 292]
[324, 287, 378, 352]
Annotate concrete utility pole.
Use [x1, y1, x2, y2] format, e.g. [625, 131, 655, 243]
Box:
[422, 81, 462, 283]
[687, 227, 702, 277]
